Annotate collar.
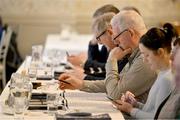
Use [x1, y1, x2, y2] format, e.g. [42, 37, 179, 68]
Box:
[128, 47, 141, 65]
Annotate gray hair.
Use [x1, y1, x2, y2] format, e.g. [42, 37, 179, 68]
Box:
[92, 4, 119, 18]
[92, 12, 115, 33]
[111, 10, 146, 36]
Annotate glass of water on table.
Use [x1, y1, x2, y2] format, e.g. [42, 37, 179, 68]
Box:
[46, 82, 60, 115]
[9, 73, 32, 120]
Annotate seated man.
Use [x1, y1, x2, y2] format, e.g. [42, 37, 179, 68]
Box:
[68, 5, 142, 81]
[67, 4, 120, 80]
[69, 13, 129, 80]
[59, 11, 157, 102]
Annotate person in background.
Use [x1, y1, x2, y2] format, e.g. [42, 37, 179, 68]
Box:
[113, 23, 176, 119]
[67, 4, 120, 80]
[59, 11, 156, 103]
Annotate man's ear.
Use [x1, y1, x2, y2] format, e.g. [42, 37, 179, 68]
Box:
[128, 28, 135, 37]
[157, 48, 165, 57]
[106, 25, 113, 35]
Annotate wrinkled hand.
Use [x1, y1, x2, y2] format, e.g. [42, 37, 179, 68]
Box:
[67, 52, 87, 67]
[112, 100, 133, 114]
[108, 47, 132, 60]
[66, 66, 86, 79]
[58, 73, 84, 90]
[121, 91, 137, 106]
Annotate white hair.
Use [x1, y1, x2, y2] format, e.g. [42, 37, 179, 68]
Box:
[111, 10, 147, 36]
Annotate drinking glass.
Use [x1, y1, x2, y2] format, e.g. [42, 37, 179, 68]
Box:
[31, 45, 43, 62]
[9, 73, 32, 120]
[28, 65, 37, 81]
[45, 82, 59, 115]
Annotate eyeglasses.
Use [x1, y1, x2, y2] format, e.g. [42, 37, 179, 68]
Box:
[113, 29, 129, 41]
[96, 30, 106, 41]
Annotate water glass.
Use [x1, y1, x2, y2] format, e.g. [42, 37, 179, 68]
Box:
[12, 88, 29, 120]
[9, 73, 32, 120]
[47, 93, 59, 115]
[28, 66, 37, 81]
[45, 82, 59, 115]
[31, 45, 43, 62]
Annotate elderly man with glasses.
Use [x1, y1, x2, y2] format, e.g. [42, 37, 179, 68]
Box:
[58, 11, 157, 103]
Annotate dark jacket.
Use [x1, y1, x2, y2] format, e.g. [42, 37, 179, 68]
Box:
[84, 42, 128, 80]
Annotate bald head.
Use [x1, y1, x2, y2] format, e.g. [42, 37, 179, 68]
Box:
[111, 10, 146, 36]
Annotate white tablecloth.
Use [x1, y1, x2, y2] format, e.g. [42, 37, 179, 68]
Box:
[44, 34, 92, 54]
[0, 38, 125, 119]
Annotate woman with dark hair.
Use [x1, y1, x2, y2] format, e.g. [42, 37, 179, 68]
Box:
[112, 23, 176, 119]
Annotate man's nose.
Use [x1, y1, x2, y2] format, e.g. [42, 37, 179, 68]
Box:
[113, 39, 119, 45]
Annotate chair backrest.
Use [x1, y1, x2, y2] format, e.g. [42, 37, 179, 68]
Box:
[0, 27, 13, 88]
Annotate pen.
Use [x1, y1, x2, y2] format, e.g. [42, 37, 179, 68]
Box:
[53, 79, 71, 85]
[66, 51, 69, 57]
[58, 79, 71, 85]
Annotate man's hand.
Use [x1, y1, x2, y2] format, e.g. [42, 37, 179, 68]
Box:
[67, 52, 87, 67]
[66, 66, 86, 79]
[58, 73, 84, 90]
[108, 47, 132, 60]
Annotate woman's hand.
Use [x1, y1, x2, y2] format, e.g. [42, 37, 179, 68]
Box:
[121, 91, 137, 106]
[112, 100, 133, 114]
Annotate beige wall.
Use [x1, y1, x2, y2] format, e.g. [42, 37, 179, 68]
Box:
[0, 0, 180, 58]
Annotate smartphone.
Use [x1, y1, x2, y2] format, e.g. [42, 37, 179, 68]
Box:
[107, 96, 122, 105]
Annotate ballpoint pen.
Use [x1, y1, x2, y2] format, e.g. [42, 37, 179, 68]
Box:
[52, 79, 71, 85]
[66, 51, 70, 57]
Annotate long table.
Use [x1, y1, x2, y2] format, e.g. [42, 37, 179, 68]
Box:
[0, 34, 125, 119]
